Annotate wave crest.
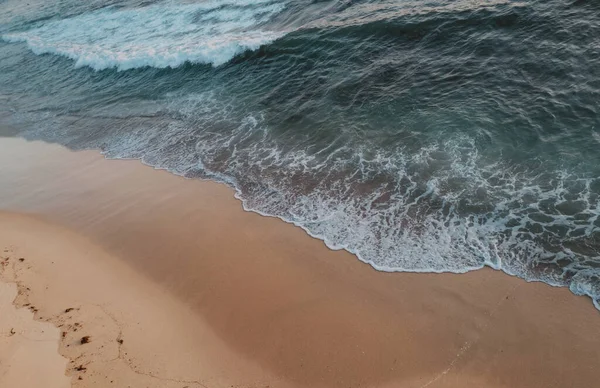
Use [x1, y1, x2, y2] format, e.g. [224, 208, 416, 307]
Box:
[2, 0, 288, 70]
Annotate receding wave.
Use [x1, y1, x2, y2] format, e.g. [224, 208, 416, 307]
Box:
[2, 0, 288, 70]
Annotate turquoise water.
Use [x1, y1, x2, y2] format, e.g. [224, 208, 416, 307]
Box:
[1, 0, 599, 308]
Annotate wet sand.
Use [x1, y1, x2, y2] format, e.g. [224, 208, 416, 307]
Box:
[0, 137, 598, 388]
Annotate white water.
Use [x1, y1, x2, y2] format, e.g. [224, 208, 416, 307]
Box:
[67, 91, 595, 312]
[2, 0, 288, 70]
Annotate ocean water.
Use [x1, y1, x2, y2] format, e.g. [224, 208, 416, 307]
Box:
[1, 0, 599, 309]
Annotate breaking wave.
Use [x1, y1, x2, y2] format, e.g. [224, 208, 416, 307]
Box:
[2, 0, 288, 70]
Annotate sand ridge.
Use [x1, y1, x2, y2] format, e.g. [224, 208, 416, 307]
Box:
[0, 255, 69, 388]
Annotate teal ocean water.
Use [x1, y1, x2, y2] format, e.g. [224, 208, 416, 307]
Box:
[1, 0, 599, 308]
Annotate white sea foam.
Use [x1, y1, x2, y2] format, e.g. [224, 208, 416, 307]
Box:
[159, 93, 600, 286]
[2, 0, 287, 70]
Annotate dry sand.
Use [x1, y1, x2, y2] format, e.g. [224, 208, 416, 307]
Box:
[0, 137, 598, 388]
[0, 280, 70, 388]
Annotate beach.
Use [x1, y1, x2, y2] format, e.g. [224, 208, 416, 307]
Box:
[0, 137, 598, 388]
[3, 0, 600, 386]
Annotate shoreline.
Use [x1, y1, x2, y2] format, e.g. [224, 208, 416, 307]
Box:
[20, 136, 600, 312]
[21, 138, 592, 296]
[0, 137, 599, 387]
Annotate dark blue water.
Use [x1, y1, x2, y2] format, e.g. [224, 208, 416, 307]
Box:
[1, 0, 599, 309]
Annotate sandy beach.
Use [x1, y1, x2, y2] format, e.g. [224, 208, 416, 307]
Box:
[0, 137, 598, 388]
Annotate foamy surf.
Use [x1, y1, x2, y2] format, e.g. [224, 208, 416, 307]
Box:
[2, 0, 288, 70]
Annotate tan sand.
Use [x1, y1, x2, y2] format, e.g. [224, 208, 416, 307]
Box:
[0, 137, 598, 388]
[0, 212, 281, 388]
[0, 280, 70, 388]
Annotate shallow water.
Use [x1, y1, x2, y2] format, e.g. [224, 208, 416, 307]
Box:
[1, 0, 599, 308]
